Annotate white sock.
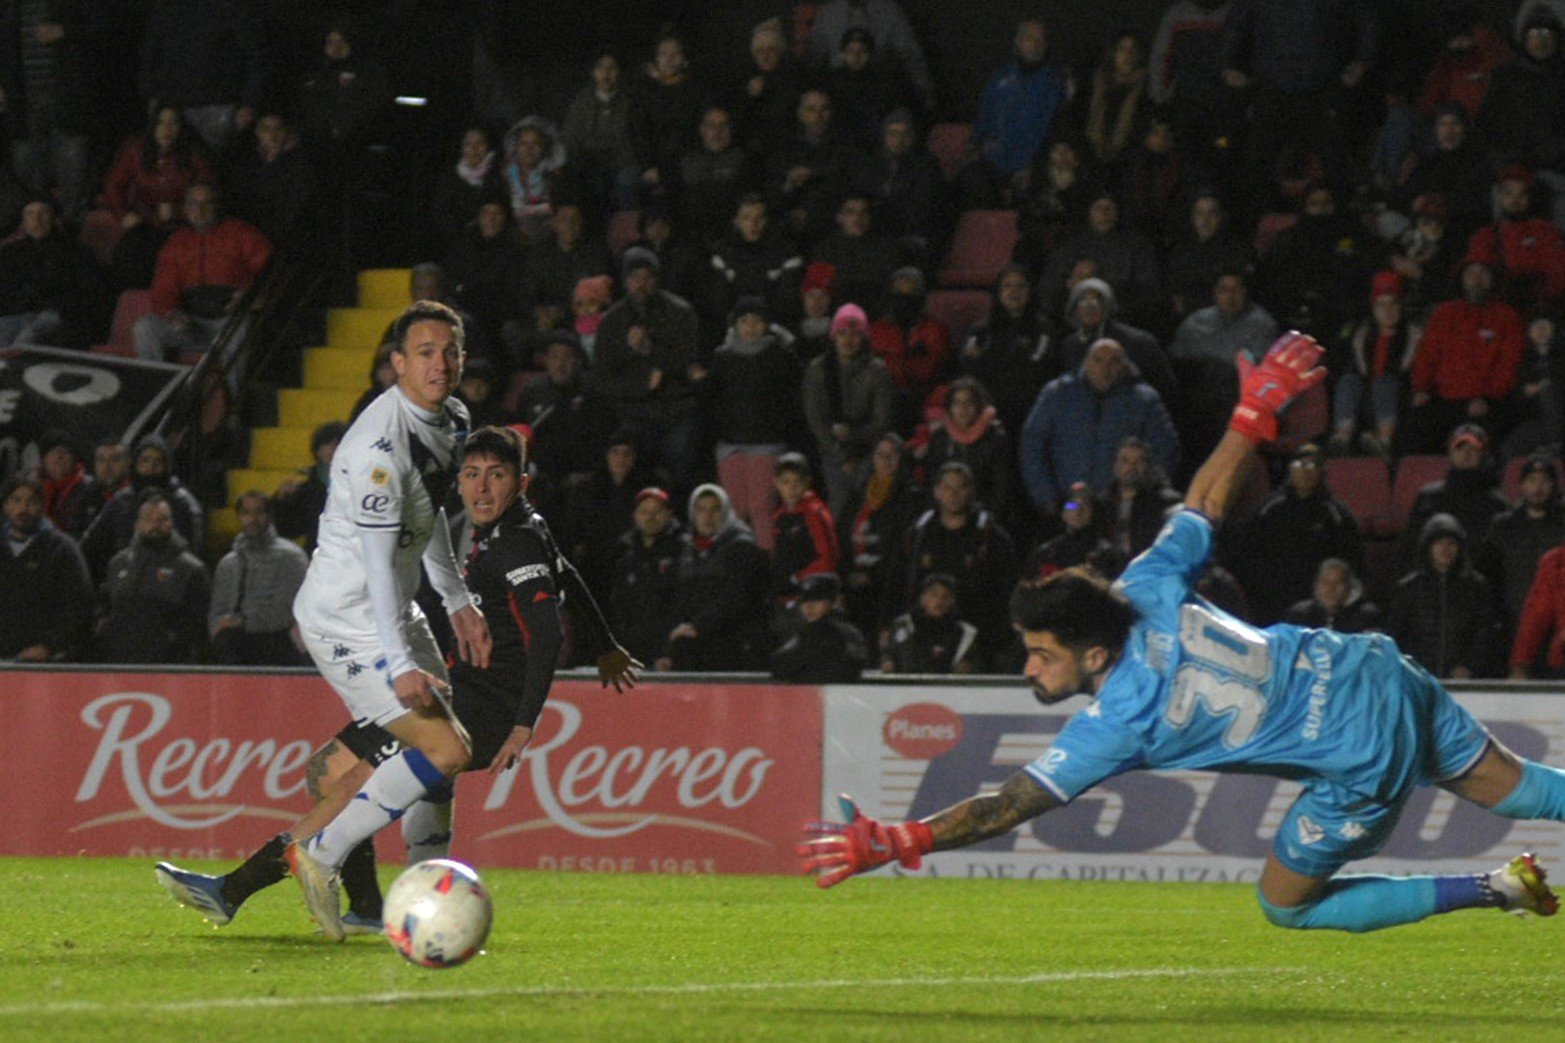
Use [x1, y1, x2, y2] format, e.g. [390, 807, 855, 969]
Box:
[402, 796, 454, 864]
[308, 749, 445, 869]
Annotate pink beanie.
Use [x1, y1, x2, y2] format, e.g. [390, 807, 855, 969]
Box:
[830, 303, 868, 335]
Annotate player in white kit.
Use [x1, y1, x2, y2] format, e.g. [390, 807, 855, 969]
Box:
[286, 300, 492, 940]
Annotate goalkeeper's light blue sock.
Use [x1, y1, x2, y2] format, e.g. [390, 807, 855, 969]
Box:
[308, 748, 448, 870]
[1258, 873, 1502, 933]
[1492, 759, 1565, 822]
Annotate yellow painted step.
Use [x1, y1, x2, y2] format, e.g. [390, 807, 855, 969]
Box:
[358, 269, 412, 310]
[327, 307, 401, 349]
[249, 426, 314, 471]
[278, 387, 361, 428]
[303, 346, 376, 390]
[226, 468, 300, 505]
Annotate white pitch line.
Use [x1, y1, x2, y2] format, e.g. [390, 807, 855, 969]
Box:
[0, 967, 1278, 1018]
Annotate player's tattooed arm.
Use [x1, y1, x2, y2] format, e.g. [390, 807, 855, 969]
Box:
[924, 772, 1061, 851]
[305, 740, 342, 800]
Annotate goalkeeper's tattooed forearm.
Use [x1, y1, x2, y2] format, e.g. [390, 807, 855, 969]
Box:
[925, 773, 1058, 850]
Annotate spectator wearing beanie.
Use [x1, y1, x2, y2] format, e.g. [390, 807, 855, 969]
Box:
[1463, 164, 1565, 315]
[792, 260, 837, 361]
[802, 302, 897, 517]
[1330, 270, 1421, 457]
[770, 572, 869, 683]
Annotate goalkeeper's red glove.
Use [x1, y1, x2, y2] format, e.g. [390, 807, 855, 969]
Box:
[1228, 331, 1327, 445]
[798, 794, 935, 889]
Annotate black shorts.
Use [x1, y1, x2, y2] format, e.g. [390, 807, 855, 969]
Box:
[332, 686, 515, 773]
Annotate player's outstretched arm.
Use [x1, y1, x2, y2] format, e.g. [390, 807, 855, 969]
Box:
[1185, 331, 1326, 521]
[799, 775, 1060, 889]
[555, 553, 643, 691]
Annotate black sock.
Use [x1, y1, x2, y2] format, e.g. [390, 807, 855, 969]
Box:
[340, 838, 383, 918]
[220, 832, 290, 908]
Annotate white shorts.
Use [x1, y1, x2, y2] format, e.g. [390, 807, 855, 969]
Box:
[301, 616, 449, 730]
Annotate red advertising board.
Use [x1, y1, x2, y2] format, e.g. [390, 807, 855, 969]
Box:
[1, 671, 822, 875]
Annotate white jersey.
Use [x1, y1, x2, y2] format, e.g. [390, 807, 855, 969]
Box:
[294, 385, 470, 645]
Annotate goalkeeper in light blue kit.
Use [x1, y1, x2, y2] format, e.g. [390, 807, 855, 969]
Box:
[803, 332, 1565, 931]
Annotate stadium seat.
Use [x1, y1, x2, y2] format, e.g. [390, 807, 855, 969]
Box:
[1502, 453, 1565, 502]
[608, 210, 641, 255]
[938, 210, 1018, 289]
[78, 208, 123, 267]
[1326, 456, 1393, 536]
[923, 289, 991, 346]
[926, 123, 972, 181]
[107, 289, 154, 355]
[1253, 212, 1298, 258]
[1389, 454, 1449, 530]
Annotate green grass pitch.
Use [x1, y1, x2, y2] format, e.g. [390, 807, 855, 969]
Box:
[1, 857, 1563, 1041]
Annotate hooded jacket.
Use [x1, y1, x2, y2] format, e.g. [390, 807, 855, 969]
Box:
[1057, 278, 1178, 405]
[1387, 512, 1496, 677]
[669, 485, 773, 669]
[97, 528, 210, 664]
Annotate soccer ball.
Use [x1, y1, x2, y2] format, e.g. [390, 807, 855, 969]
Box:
[383, 858, 493, 969]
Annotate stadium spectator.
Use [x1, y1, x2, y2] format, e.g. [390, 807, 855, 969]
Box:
[136, 0, 265, 151]
[224, 113, 316, 257]
[561, 51, 639, 210]
[1510, 541, 1565, 678]
[271, 420, 344, 555]
[1021, 337, 1180, 513]
[81, 433, 203, 583]
[629, 32, 703, 210]
[562, 432, 662, 602]
[1383, 193, 1462, 316]
[35, 428, 86, 534]
[1416, 8, 1510, 126]
[807, 0, 934, 111]
[1463, 165, 1565, 316]
[791, 260, 838, 362]
[709, 298, 805, 547]
[731, 18, 805, 159]
[1282, 557, 1384, 633]
[0, 0, 95, 219]
[1084, 32, 1151, 170]
[132, 183, 272, 364]
[1397, 105, 1491, 248]
[1169, 268, 1278, 463]
[607, 486, 682, 667]
[882, 572, 979, 674]
[838, 432, 924, 638]
[891, 461, 1019, 667]
[1476, 6, 1565, 194]
[1102, 435, 1183, 561]
[770, 572, 869, 683]
[663, 483, 772, 671]
[500, 116, 565, 245]
[811, 193, 897, 320]
[572, 275, 613, 360]
[1039, 190, 1162, 330]
[1387, 512, 1497, 679]
[970, 16, 1073, 201]
[0, 473, 91, 661]
[921, 377, 1013, 524]
[208, 491, 307, 666]
[707, 194, 803, 332]
[1024, 481, 1115, 580]
[527, 202, 612, 316]
[1014, 134, 1101, 274]
[1479, 452, 1565, 628]
[868, 266, 954, 407]
[624, 206, 701, 306]
[1508, 314, 1565, 458]
[1405, 262, 1526, 454]
[98, 104, 212, 288]
[823, 27, 917, 150]
[1163, 191, 1250, 323]
[0, 196, 103, 348]
[445, 200, 530, 367]
[960, 265, 1060, 438]
[1056, 276, 1177, 408]
[1255, 182, 1372, 337]
[1230, 442, 1362, 624]
[95, 491, 210, 664]
[766, 87, 853, 242]
[429, 127, 504, 252]
[678, 106, 750, 246]
[770, 453, 838, 602]
[802, 303, 897, 516]
[1329, 271, 1420, 458]
[590, 247, 705, 492]
[296, 18, 391, 186]
[73, 438, 130, 542]
[1116, 112, 1193, 249]
[514, 329, 614, 491]
[1404, 423, 1512, 564]
[848, 107, 943, 254]
[1147, 0, 1234, 175]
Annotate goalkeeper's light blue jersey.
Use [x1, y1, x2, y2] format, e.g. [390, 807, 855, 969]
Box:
[1025, 510, 1461, 806]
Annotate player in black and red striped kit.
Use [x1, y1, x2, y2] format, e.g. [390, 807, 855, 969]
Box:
[156, 426, 639, 936]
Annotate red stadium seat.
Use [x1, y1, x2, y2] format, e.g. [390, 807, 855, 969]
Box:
[938, 210, 1018, 289]
[923, 289, 991, 346]
[607, 210, 641, 256]
[1326, 456, 1393, 536]
[1253, 212, 1298, 258]
[926, 123, 972, 181]
[107, 289, 154, 356]
[1389, 454, 1449, 531]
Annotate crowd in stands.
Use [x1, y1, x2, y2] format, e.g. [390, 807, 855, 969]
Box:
[14, 1, 1565, 685]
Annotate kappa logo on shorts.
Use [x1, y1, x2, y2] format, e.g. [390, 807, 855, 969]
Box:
[372, 437, 393, 452]
[1339, 821, 1365, 840]
[346, 662, 363, 678]
[1297, 815, 1325, 846]
[332, 644, 351, 660]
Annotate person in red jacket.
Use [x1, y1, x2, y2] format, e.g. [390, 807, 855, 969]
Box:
[868, 266, 953, 410]
[1405, 259, 1527, 452]
[132, 183, 272, 364]
[1464, 165, 1565, 314]
[1510, 543, 1565, 679]
[770, 452, 839, 603]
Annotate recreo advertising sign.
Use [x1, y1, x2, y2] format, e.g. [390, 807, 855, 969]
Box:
[824, 685, 1565, 882]
[2, 672, 821, 875]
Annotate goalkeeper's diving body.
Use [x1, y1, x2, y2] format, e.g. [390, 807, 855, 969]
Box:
[802, 332, 1565, 931]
